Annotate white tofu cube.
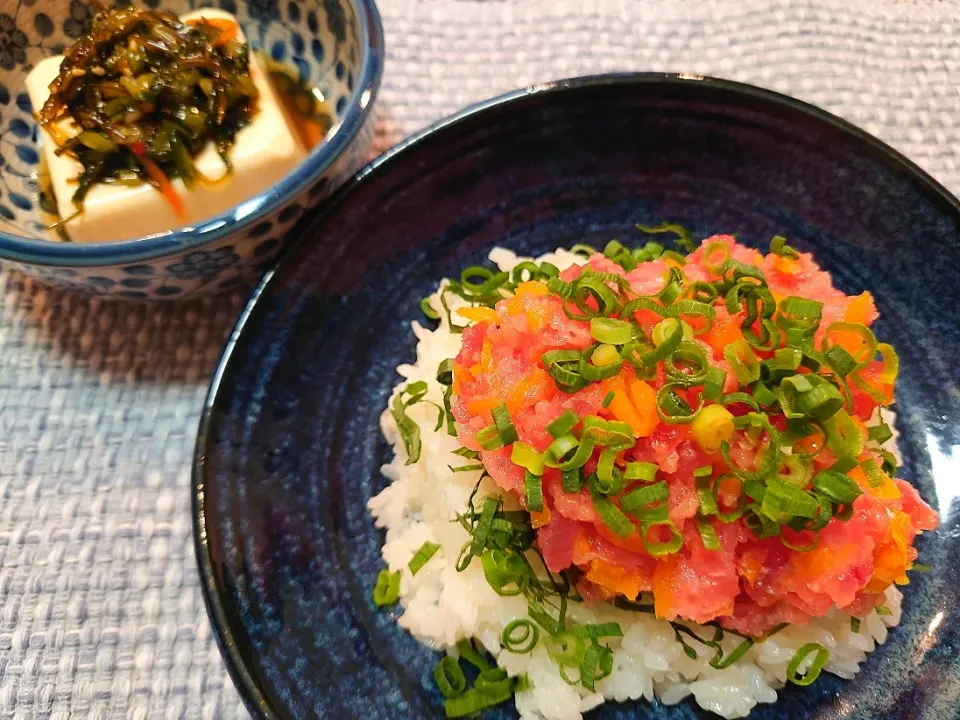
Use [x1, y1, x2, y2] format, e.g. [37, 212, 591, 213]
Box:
[25, 9, 307, 243]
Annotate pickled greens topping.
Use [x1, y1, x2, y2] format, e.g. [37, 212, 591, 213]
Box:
[39, 5, 259, 215]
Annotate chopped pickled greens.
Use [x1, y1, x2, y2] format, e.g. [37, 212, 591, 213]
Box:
[39, 4, 260, 216]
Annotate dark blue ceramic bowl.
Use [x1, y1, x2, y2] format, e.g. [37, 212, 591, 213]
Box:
[193, 74, 960, 719]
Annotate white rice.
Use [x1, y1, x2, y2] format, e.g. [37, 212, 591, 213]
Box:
[368, 247, 904, 719]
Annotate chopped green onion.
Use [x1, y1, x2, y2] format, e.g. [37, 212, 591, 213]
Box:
[696, 474, 719, 516]
[661, 249, 688, 266]
[636, 221, 696, 253]
[450, 464, 484, 473]
[702, 241, 732, 276]
[391, 384, 427, 465]
[547, 410, 579, 438]
[621, 481, 669, 512]
[590, 489, 636, 538]
[722, 257, 767, 285]
[562, 468, 582, 494]
[640, 519, 684, 556]
[751, 382, 779, 407]
[471, 497, 499, 556]
[713, 474, 746, 523]
[780, 526, 820, 551]
[480, 549, 529, 596]
[434, 656, 467, 698]
[792, 376, 845, 422]
[475, 424, 504, 451]
[876, 605, 893, 617]
[652, 318, 689, 347]
[602, 390, 615, 408]
[547, 434, 579, 462]
[777, 296, 823, 332]
[492, 403, 519, 445]
[502, 619, 540, 654]
[771, 347, 803, 373]
[879, 449, 899, 478]
[850, 617, 861, 634]
[770, 235, 800, 259]
[744, 506, 781, 539]
[547, 276, 575, 299]
[590, 317, 634, 345]
[761, 479, 820, 520]
[668, 299, 716, 335]
[825, 344, 858, 377]
[579, 643, 614, 691]
[868, 421, 893, 445]
[711, 636, 756, 669]
[524, 470, 544, 512]
[656, 383, 702, 425]
[594, 448, 622, 495]
[550, 437, 596, 471]
[580, 348, 623, 381]
[704, 367, 727, 402]
[373, 569, 401, 606]
[657, 267, 684, 305]
[511, 442, 546, 475]
[688, 281, 718, 303]
[421, 297, 441, 320]
[624, 461, 658, 481]
[581, 416, 634, 449]
[823, 409, 864, 458]
[812, 469, 862, 505]
[697, 517, 721, 550]
[573, 622, 624, 641]
[821, 321, 877, 369]
[409, 541, 441, 576]
[777, 454, 813, 488]
[542, 349, 588, 392]
[570, 243, 598, 258]
[828, 455, 859, 474]
[786, 643, 830, 686]
[725, 339, 761, 385]
[443, 680, 514, 717]
[665, 341, 712, 385]
[877, 342, 899, 383]
[861, 458, 886, 488]
[564, 274, 621, 320]
[457, 638, 493, 671]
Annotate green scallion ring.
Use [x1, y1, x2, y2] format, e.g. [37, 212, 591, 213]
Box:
[434, 656, 467, 697]
[502, 619, 540, 654]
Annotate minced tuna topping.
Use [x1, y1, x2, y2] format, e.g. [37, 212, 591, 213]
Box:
[450, 234, 938, 637]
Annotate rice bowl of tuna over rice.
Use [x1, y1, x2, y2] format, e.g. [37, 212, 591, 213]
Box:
[193, 75, 960, 720]
[369, 230, 939, 719]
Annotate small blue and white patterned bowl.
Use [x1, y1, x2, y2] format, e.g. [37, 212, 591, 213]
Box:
[0, 0, 382, 299]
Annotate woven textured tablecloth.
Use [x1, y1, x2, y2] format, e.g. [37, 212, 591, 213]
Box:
[3, 1, 960, 717]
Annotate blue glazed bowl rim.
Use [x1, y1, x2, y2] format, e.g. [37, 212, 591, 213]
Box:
[0, 0, 384, 268]
[192, 72, 960, 719]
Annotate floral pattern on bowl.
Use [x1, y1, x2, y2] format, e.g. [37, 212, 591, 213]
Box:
[0, 0, 383, 299]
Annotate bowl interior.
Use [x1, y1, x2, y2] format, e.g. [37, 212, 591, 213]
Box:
[0, 0, 364, 242]
[196, 76, 960, 719]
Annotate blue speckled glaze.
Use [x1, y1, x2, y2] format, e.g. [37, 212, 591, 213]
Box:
[193, 75, 960, 719]
[0, 0, 382, 298]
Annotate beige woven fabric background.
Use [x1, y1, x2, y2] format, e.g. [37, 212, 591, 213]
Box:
[2, 0, 960, 717]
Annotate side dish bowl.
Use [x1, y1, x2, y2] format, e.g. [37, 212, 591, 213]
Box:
[193, 74, 959, 719]
[0, 0, 382, 299]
